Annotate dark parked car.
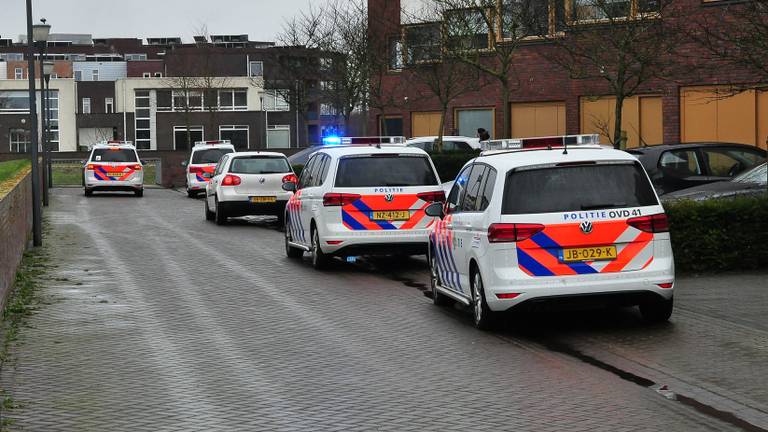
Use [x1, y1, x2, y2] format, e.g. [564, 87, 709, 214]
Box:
[288, 145, 331, 166]
[663, 163, 767, 202]
[627, 143, 766, 195]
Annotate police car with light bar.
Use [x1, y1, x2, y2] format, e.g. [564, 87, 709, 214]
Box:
[83, 141, 144, 197]
[424, 134, 675, 329]
[183, 140, 236, 197]
[282, 136, 444, 270]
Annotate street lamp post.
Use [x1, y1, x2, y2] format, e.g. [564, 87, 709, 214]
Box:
[37, 19, 49, 207]
[43, 61, 54, 191]
[26, 1, 50, 246]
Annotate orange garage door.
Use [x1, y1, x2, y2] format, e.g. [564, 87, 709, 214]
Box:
[580, 95, 662, 148]
[411, 112, 442, 137]
[510, 102, 566, 138]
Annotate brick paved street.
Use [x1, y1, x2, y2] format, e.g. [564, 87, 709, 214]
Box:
[0, 188, 763, 431]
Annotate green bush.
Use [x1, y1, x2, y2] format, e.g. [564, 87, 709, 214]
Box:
[428, 151, 479, 182]
[665, 195, 768, 273]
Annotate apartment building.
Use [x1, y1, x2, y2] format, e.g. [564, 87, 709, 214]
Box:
[369, 0, 767, 150]
[0, 33, 343, 154]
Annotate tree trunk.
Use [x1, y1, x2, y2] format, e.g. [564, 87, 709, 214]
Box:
[436, 107, 447, 153]
[501, 80, 511, 138]
[613, 96, 625, 150]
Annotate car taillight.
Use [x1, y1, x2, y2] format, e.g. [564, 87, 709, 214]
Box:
[627, 213, 669, 233]
[282, 173, 298, 184]
[189, 166, 204, 174]
[488, 223, 545, 243]
[417, 190, 446, 202]
[323, 193, 361, 206]
[132, 164, 142, 170]
[221, 174, 241, 186]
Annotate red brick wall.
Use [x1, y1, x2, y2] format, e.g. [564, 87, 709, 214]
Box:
[368, 0, 765, 143]
[0, 171, 32, 309]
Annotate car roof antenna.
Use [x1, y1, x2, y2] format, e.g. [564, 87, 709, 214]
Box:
[562, 137, 568, 155]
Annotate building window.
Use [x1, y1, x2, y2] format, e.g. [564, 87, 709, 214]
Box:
[125, 53, 148, 61]
[320, 104, 339, 116]
[262, 90, 289, 111]
[218, 89, 247, 111]
[404, 23, 441, 65]
[14, 68, 23, 80]
[105, 97, 114, 114]
[569, 0, 654, 22]
[388, 37, 404, 71]
[219, 125, 249, 150]
[143, 72, 151, 78]
[74, 70, 83, 81]
[9, 129, 30, 153]
[249, 60, 263, 77]
[92, 69, 99, 81]
[379, 116, 404, 136]
[267, 125, 290, 149]
[0, 53, 24, 61]
[319, 81, 334, 91]
[134, 90, 152, 150]
[0, 90, 30, 112]
[319, 57, 333, 71]
[154, 72, 162, 78]
[444, 8, 490, 50]
[46, 91, 60, 151]
[51, 73, 58, 79]
[173, 126, 204, 150]
[172, 90, 204, 111]
[82, 98, 91, 114]
[456, 108, 494, 139]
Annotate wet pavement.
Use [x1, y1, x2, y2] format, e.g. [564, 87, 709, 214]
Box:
[1, 188, 765, 431]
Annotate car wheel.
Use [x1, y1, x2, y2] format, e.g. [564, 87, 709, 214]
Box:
[471, 269, 496, 330]
[639, 297, 673, 323]
[311, 228, 330, 270]
[204, 196, 215, 221]
[84, 188, 92, 197]
[285, 219, 303, 259]
[214, 197, 227, 225]
[135, 189, 143, 198]
[429, 246, 451, 306]
[187, 189, 197, 198]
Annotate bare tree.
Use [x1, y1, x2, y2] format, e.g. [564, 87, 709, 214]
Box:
[543, 0, 689, 149]
[690, 0, 767, 92]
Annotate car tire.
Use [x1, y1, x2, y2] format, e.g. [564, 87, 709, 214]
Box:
[311, 227, 330, 270]
[214, 197, 227, 226]
[471, 269, 497, 330]
[204, 196, 215, 221]
[285, 220, 303, 259]
[639, 297, 673, 323]
[135, 189, 143, 198]
[429, 246, 451, 306]
[84, 188, 92, 197]
[187, 189, 197, 198]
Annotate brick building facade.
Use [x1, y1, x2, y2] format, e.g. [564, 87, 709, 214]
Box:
[368, 0, 767, 150]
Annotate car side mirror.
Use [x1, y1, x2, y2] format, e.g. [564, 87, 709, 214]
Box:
[80, 160, 86, 165]
[282, 182, 297, 192]
[181, 161, 188, 168]
[202, 172, 213, 179]
[424, 202, 445, 219]
[140, 160, 147, 165]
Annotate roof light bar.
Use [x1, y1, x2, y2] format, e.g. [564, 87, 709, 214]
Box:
[481, 134, 601, 152]
[322, 136, 406, 146]
[193, 140, 232, 146]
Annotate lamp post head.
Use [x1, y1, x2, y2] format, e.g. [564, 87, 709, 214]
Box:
[43, 61, 54, 77]
[32, 19, 51, 43]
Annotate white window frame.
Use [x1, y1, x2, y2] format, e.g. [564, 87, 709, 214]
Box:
[14, 68, 23, 80]
[217, 89, 247, 111]
[74, 70, 83, 81]
[219, 125, 250, 149]
[105, 97, 114, 114]
[263, 90, 289, 112]
[92, 69, 99, 81]
[173, 125, 204, 150]
[82, 97, 91, 114]
[154, 72, 163, 78]
[266, 125, 291, 149]
[142, 72, 151, 78]
[134, 90, 152, 150]
[249, 60, 263, 77]
[172, 90, 204, 111]
[9, 128, 30, 153]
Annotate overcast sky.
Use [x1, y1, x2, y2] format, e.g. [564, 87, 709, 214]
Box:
[3, 0, 334, 43]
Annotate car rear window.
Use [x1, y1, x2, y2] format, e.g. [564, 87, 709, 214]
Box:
[502, 162, 658, 214]
[91, 148, 137, 163]
[334, 155, 438, 187]
[192, 148, 233, 164]
[229, 156, 291, 174]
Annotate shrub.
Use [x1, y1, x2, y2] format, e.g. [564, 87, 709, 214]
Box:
[428, 151, 479, 182]
[665, 195, 768, 273]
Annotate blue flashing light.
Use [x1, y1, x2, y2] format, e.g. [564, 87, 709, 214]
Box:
[323, 136, 342, 145]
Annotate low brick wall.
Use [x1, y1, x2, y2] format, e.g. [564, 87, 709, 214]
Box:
[0, 171, 32, 309]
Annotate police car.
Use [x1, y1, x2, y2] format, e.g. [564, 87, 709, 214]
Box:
[204, 151, 296, 225]
[83, 141, 144, 197]
[424, 135, 675, 329]
[282, 137, 444, 269]
[183, 140, 236, 197]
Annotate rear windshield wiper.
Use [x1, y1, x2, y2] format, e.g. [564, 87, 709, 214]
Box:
[581, 202, 626, 210]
